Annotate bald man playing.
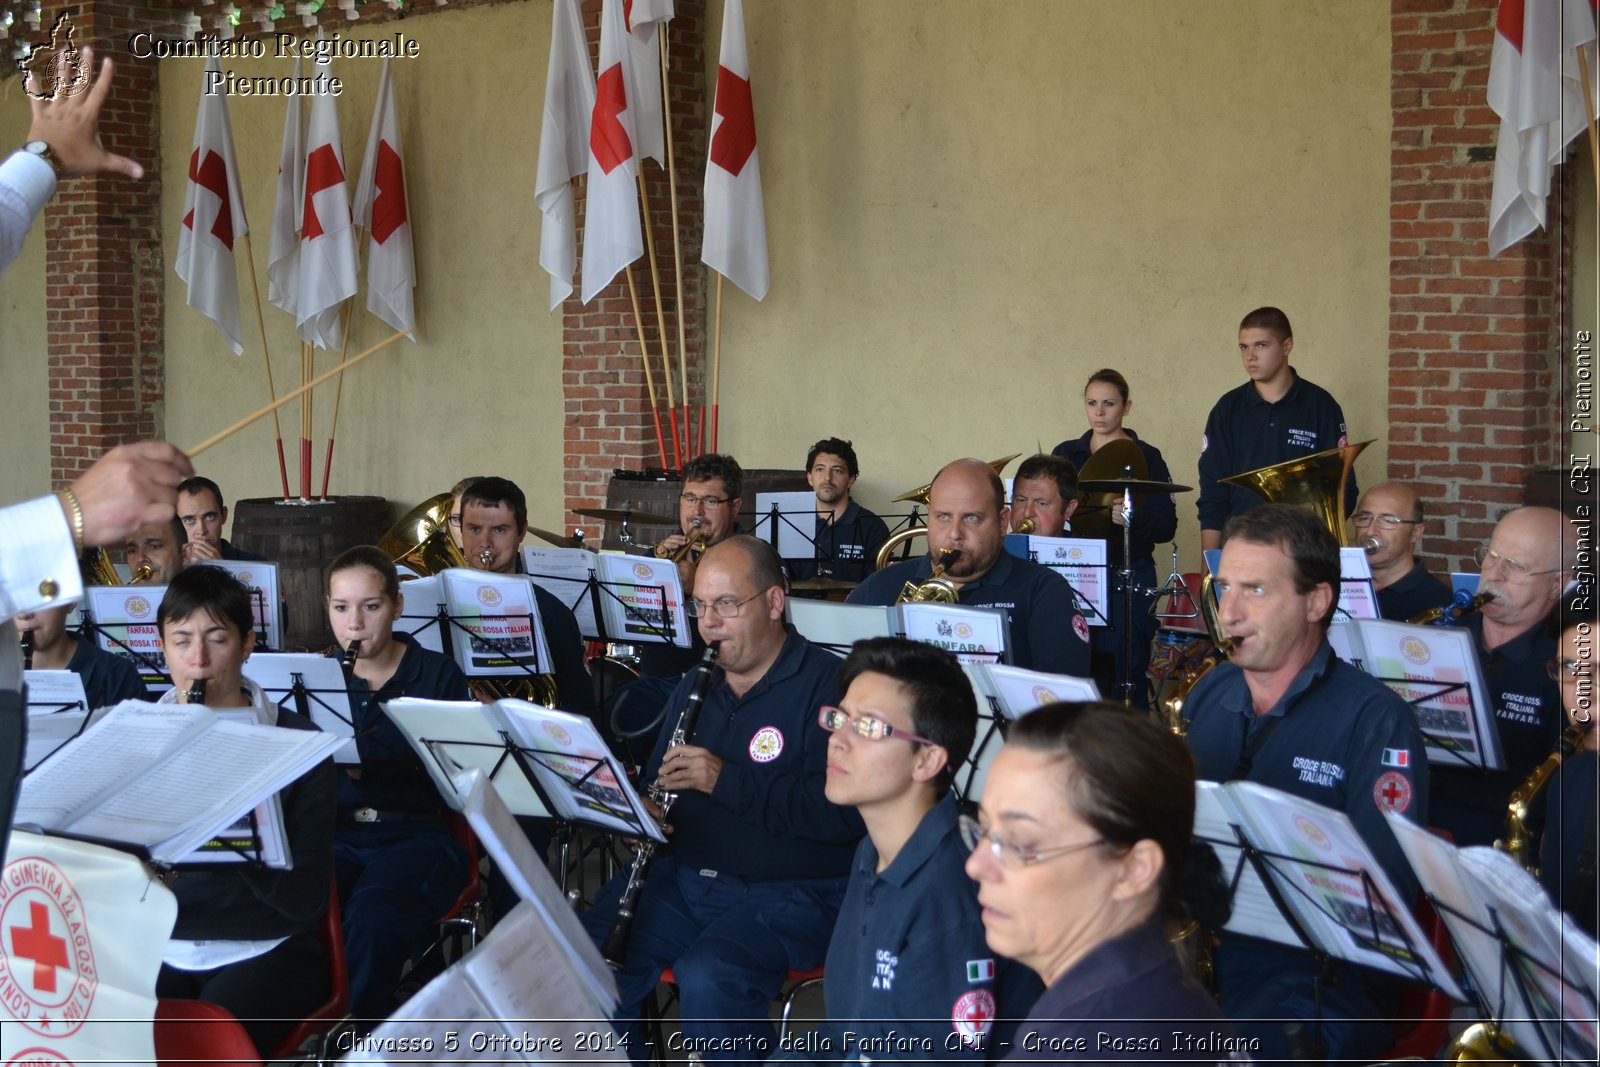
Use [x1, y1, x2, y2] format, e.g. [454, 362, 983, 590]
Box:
[1431, 506, 1575, 846]
[849, 458, 1091, 678]
[1349, 481, 1451, 621]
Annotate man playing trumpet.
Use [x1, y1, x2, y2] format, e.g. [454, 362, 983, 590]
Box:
[1347, 481, 1451, 621]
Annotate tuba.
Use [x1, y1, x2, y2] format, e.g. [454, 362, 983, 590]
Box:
[1159, 442, 1370, 732]
[379, 495, 561, 709]
[83, 547, 152, 586]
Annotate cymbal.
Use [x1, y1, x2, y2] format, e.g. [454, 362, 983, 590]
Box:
[789, 576, 860, 592]
[527, 525, 580, 548]
[1078, 478, 1193, 495]
[572, 505, 678, 524]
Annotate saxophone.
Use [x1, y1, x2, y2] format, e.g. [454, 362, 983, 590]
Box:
[1497, 720, 1593, 873]
[601, 643, 719, 967]
[1408, 590, 1494, 626]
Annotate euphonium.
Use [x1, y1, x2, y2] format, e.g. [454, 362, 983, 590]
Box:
[602, 643, 719, 967]
[1497, 719, 1593, 873]
[897, 548, 960, 604]
[379, 495, 561, 709]
[83, 547, 153, 586]
[875, 526, 927, 570]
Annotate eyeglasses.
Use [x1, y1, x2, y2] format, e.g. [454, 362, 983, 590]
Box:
[680, 493, 730, 510]
[1474, 546, 1564, 581]
[817, 705, 935, 747]
[958, 814, 1104, 870]
[447, 514, 463, 528]
[685, 589, 767, 619]
[1549, 658, 1590, 681]
[1351, 512, 1420, 530]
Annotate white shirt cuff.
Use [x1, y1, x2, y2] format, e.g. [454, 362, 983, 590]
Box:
[0, 150, 58, 218]
[0, 494, 83, 617]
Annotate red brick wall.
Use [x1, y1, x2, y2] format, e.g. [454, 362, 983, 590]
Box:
[1390, 0, 1564, 574]
[43, 0, 167, 484]
[562, 0, 708, 521]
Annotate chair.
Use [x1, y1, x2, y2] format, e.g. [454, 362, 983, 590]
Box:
[269, 881, 351, 1061]
[154, 999, 264, 1067]
[645, 964, 826, 1064]
[396, 812, 487, 999]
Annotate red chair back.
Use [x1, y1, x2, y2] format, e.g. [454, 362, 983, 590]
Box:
[268, 880, 351, 1060]
[155, 999, 264, 1067]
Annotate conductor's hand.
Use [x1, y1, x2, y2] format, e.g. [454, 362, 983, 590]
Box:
[657, 743, 722, 795]
[181, 539, 221, 564]
[27, 47, 145, 180]
[69, 442, 194, 548]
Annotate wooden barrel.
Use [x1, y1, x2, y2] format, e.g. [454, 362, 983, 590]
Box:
[596, 469, 810, 551]
[231, 495, 391, 651]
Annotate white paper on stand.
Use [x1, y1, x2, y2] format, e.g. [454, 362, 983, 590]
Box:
[523, 545, 601, 637]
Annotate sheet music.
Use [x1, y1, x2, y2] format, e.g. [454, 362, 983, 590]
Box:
[898, 603, 1008, 665]
[242, 652, 358, 763]
[1195, 782, 1300, 945]
[594, 554, 689, 647]
[785, 599, 893, 655]
[197, 560, 282, 649]
[18, 702, 211, 828]
[523, 546, 601, 638]
[342, 972, 505, 1064]
[1021, 535, 1109, 627]
[22, 711, 88, 772]
[1333, 548, 1379, 623]
[23, 669, 89, 714]
[170, 709, 290, 868]
[394, 575, 448, 654]
[972, 663, 1099, 717]
[754, 491, 817, 560]
[442, 569, 556, 678]
[1346, 620, 1501, 770]
[83, 586, 170, 688]
[383, 699, 552, 818]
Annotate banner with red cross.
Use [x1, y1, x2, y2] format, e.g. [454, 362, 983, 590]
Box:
[1, 832, 175, 1062]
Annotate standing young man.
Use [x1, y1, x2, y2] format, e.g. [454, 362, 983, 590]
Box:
[1197, 307, 1357, 552]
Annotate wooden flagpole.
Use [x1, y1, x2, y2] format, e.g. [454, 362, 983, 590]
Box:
[625, 263, 671, 468]
[189, 328, 410, 458]
[321, 225, 366, 500]
[659, 30, 693, 461]
[636, 170, 681, 467]
[1579, 50, 1599, 202]
[299, 340, 312, 500]
[237, 232, 292, 499]
[712, 273, 723, 452]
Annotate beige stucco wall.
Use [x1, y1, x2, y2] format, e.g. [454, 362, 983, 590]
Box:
[159, 1, 566, 530]
[704, 0, 1393, 565]
[0, 81, 51, 508]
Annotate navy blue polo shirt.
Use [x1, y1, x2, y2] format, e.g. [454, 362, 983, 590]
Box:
[1540, 749, 1597, 938]
[1000, 919, 1232, 1063]
[66, 632, 150, 709]
[1183, 642, 1428, 898]
[1429, 615, 1560, 847]
[789, 500, 891, 584]
[1051, 429, 1179, 569]
[1375, 561, 1453, 622]
[330, 632, 471, 814]
[1196, 370, 1356, 533]
[777, 794, 1040, 1064]
[848, 551, 1092, 678]
[220, 539, 267, 562]
[648, 626, 864, 881]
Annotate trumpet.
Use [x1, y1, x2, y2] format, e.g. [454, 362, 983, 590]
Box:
[1014, 518, 1036, 535]
[602, 643, 719, 966]
[897, 548, 960, 604]
[477, 545, 495, 568]
[655, 519, 708, 564]
[185, 677, 207, 706]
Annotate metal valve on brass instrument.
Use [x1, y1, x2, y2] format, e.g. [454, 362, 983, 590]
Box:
[896, 548, 960, 604]
[656, 518, 707, 564]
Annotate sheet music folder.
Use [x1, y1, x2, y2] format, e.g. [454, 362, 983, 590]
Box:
[1195, 779, 1460, 998]
[384, 697, 664, 843]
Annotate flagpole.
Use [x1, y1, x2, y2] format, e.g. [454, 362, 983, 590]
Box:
[189, 328, 410, 459]
[238, 232, 292, 500]
[712, 273, 723, 452]
[300, 341, 313, 501]
[636, 169, 682, 466]
[1579, 50, 1600, 202]
[321, 226, 366, 500]
[659, 29, 693, 463]
[625, 264, 670, 469]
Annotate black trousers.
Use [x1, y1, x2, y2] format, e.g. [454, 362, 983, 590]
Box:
[157, 928, 329, 1055]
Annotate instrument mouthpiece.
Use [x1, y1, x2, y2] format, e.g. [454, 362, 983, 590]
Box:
[1359, 536, 1381, 554]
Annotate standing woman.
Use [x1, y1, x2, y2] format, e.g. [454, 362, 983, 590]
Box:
[1054, 369, 1178, 705]
[963, 701, 1235, 1062]
[324, 545, 473, 1025]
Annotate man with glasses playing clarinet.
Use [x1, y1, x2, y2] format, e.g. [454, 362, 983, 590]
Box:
[1430, 506, 1574, 847]
[580, 536, 863, 1065]
[1347, 482, 1451, 621]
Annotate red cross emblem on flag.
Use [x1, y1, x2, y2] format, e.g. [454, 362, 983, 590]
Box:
[710, 66, 757, 176]
[182, 148, 237, 249]
[302, 143, 348, 240]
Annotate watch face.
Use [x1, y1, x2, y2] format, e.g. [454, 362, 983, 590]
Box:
[23, 140, 48, 154]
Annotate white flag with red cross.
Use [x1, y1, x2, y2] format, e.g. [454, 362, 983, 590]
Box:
[352, 58, 416, 339]
[267, 58, 305, 317]
[536, 0, 597, 311]
[176, 55, 250, 354]
[296, 61, 359, 349]
[702, 0, 769, 300]
[580, 0, 646, 304]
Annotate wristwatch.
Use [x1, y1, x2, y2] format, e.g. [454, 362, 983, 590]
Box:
[21, 139, 64, 180]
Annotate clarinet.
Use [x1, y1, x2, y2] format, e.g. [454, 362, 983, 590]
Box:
[19, 631, 33, 671]
[185, 677, 206, 705]
[341, 639, 362, 679]
[601, 643, 719, 967]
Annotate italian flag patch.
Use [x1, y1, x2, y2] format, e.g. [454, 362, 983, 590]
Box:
[1382, 748, 1410, 768]
[966, 959, 994, 983]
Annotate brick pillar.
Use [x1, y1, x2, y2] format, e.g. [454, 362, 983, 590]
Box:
[1389, 0, 1564, 573]
[42, 1, 167, 484]
[562, 0, 709, 520]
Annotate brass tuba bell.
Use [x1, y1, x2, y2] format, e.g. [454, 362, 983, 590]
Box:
[82, 547, 152, 586]
[378, 494, 561, 709]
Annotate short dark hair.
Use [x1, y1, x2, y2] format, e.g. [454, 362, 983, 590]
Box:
[838, 637, 977, 794]
[157, 564, 254, 638]
[806, 438, 860, 479]
[1084, 368, 1131, 404]
[328, 545, 401, 600]
[176, 476, 225, 510]
[1009, 701, 1228, 927]
[682, 453, 743, 505]
[461, 476, 528, 529]
[1223, 504, 1341, 629]
[1239, 306, 1293, 341]
[1014, 453, 1079, 501]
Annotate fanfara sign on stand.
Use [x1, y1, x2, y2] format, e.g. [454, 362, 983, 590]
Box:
[1, 832, 176, 1064]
